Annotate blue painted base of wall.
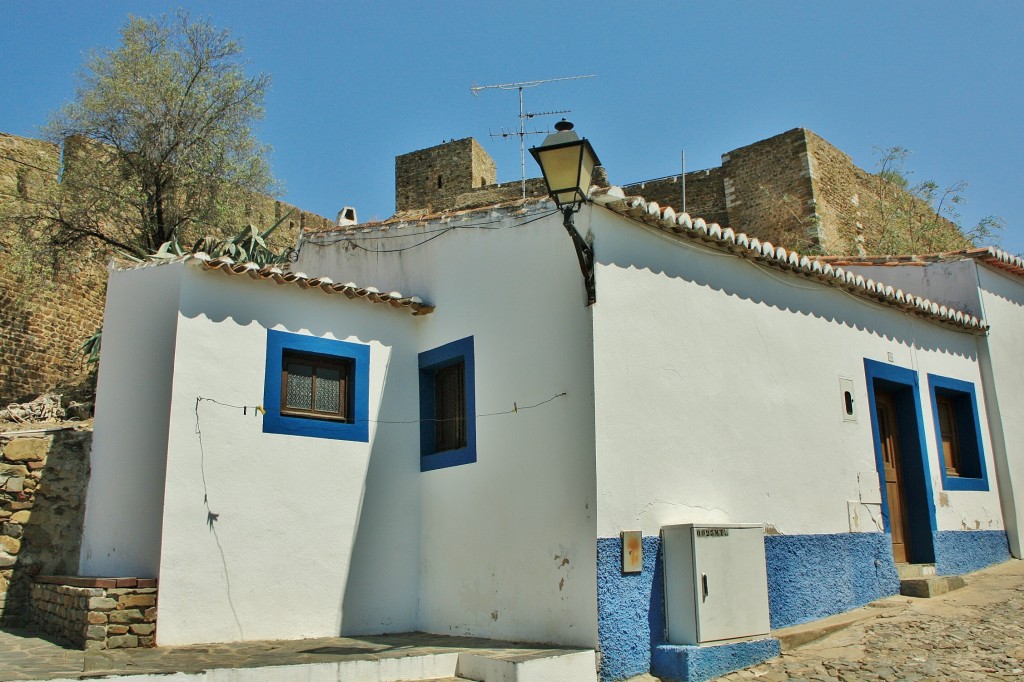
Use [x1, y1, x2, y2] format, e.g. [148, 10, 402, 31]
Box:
[598, 532, 902, 681]
[933, 530, 1010, 576]
[764, 533, 900, 629]
[597, 536, 663, 682]
[651, 638, 781, 682]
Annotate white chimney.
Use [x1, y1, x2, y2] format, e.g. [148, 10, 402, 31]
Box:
[336, 207, 358, 226]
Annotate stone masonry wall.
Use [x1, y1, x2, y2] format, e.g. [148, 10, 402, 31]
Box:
[720, 128, 823, 253]
[0, 131, 332, 404]
[0, 133, 104, 404]
[0, 425, 91, 623]
[804, 130, 970, 256]
[622, 167, 729, 228]
[30, 577, 157, 649]
[395, 138, 497, 213]
[622, 128, 973, 257]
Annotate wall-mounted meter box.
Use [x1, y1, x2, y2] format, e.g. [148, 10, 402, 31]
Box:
[661, 523, 770, 645]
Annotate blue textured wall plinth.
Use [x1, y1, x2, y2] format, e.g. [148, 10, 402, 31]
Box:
[933, 530, 1010, 575]
[764, 533, 900, 629]
[598, 532, 904, 681]
[651, 639, 781, 682]
[597, 536, 663, 682]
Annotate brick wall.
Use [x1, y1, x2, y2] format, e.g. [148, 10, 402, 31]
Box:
[0, 426, 91, 623]
[0, 131, 332, 404]
[30, 577, 157, 649]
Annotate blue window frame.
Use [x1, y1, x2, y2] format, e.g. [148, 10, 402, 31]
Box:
[419, 336, 476, 471]
[263, 329, 369, 441]
[927, 374, 988, 492]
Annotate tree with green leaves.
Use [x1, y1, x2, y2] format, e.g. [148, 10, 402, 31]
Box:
[33, 10, 276, 258]
[866, 146, 1003, 255]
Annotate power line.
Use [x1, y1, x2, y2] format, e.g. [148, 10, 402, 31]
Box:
[297, 208, 560, 254]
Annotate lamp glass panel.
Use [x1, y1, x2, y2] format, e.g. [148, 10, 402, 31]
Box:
[537, 143, 584, 204]
[578, 146, 597, 197]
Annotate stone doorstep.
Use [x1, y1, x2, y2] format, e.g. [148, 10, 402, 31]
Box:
[896, 562, 937, 580]
[900, 575, 967, 598]
[771, 598, 910, 652]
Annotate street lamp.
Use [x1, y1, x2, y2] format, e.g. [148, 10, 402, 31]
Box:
[529, 119, 601, 305]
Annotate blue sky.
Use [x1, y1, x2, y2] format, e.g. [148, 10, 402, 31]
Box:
[2, 2, 1022, 254]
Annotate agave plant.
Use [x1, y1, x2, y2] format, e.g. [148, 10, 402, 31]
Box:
[78, 326, 102, 364]
[144, 208, 296, 265]
[99, 210, 299, 366]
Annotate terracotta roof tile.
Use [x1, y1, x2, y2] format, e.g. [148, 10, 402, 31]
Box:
[589, 187, 986, 333]
[110, 254, 435, 316]
[820, 247, 1024, 280]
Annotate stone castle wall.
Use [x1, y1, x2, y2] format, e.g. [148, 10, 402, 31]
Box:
[622, 167, 730, 229]
[395, 138, 497, 213]
[620, 128, 970, 256]
[803, 130, 970, 255]
[0, 426, 91, 623]
[0, 131, 332, 404]
[720, 128, 822, 252]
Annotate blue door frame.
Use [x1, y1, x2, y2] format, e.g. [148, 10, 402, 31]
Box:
[864, 359, 937, 564]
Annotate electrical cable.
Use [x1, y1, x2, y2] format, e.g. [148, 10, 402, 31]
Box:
[192, 391, 568, 425]
[298, 208, 560, 252]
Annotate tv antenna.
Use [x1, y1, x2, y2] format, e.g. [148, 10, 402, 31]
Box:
[471, 74, 596, 198]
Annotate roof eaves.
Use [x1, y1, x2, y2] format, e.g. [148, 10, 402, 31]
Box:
[110, 253, 435, 316]
[590, 186, 987, 333]
[820, 247, 1024, 281]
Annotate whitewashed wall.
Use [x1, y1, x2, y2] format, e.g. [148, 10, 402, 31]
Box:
[80, 262, 184, 578]
[976, 266, 1024, 556]
[847, 260, 1024, 556]
[298, 206, 599, 647]
[589, 211, 1002, 539]
[155, 265, 422, 645]
[843, 261, 984, 319]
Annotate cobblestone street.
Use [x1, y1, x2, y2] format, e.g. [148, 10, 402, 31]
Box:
[721, 559, 1024, 682]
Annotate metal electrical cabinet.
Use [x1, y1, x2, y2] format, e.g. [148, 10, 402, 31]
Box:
[661, 523, 770, 645]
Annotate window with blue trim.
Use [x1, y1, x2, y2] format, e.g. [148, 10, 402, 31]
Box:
[263, 329, 369, 442]
[927, 374, 988, 492]
[419, 336, 476, 471]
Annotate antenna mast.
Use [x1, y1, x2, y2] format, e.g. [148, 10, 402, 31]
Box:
[471, 74, 596, 198]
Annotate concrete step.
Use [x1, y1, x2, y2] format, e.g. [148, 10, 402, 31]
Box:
[896, 562, 937, 579]
[457, 649, 597, 682]
[772, 599, 908, 652]
[900, 574, 967, 598]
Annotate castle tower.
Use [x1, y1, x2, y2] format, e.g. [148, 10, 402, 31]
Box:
[395, 138, 497, 213]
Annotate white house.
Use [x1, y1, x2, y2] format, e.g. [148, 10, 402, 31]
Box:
[80, 184, 1020, 682]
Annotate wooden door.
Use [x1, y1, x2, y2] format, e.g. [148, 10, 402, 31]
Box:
[876, 392, 911, 563]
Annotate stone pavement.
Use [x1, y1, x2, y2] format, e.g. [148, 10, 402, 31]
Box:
[0, 628, 586, 681]
[718, 558, 1024, 682]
